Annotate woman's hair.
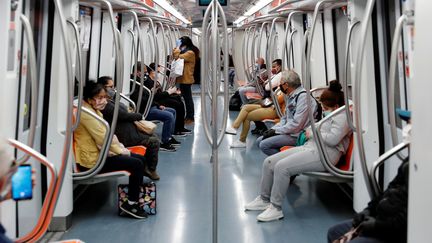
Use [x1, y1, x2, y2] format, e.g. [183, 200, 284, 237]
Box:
[180, 36, 193, 48]
[97, 76, 113, 86]
[84, 81, 106, 101]
[320, 80, 345, 108]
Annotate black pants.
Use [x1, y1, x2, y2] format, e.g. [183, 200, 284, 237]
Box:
[158, 95, 185, 132]
[136, 134, 160, 171]
[179, 83, 194, 119]
[102, 153, 145, 202]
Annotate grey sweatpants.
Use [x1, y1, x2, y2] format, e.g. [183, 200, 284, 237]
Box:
[260, 143, 342, 208]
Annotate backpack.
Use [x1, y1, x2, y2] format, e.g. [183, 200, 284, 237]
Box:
[295, 91, 322, 121]
[229, 91, 242, 111]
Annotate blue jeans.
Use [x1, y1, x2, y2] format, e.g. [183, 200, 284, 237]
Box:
[327, 220, 384, 243]
[256, 134, 297, 156]
[147, 106, 176, 144]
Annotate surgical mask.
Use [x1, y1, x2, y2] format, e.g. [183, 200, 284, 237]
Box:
[323, 110, 332, 117]
[176, 39, 182, 47]
[93, 97, 108, 110]
[180, 46, 186, 51]
[106, 88, 116, 98]
[271, 68, 278, 75]
[402, 123, 412, 143]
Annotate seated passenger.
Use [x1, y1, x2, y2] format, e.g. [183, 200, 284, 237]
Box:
[245, 80, 349, 222]
[226, 72, 286, 148]
[256, 70, 317, 156]
[237, 57, 266, 104]
[74, 82, 148, 219]
[97, 76, 161, 180]
[327, 110, 411, 243]
[148, 63, 191, 136]
[130, 62, 178, 152]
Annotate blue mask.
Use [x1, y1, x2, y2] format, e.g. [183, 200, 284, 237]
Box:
[176, 39, 182, 47]
[323, 110, 331, 117]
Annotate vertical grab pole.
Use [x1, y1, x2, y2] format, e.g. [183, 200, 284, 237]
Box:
[266, 17, 283, 118]
[353, 0, 377, 199]
[16, 15, 38, 164]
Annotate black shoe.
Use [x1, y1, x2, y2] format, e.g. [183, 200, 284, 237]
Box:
[180, 128, 192, 134]
[160, 143, 176, 152]
[251, 128, 260, 135]
[173, 131, 187, 137]
[169, 137, 181, 147]
[120, 201, 148, 219]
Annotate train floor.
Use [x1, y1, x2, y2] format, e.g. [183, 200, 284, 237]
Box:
[60, 95, 354, 243]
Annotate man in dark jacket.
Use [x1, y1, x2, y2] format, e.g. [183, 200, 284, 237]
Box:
[98, 76, 161, 180]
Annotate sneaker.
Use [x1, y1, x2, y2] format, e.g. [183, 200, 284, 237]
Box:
[180, 128, 192, 134]
[256, 204, 284, 222]
[169, 137, 181, 147]
[144, 168, 160, 180]
[120, 201, 148, 219]
[160, 143, 176, 152]
[230, 140, 246, 148]
[225, 126, 237, 135]
[173, 131, 187, 137]
[244, 196, 270, 211]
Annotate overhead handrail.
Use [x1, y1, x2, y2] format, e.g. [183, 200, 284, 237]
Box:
[130, 78, 151, 116]
[9, 139, 57, 243]
[304, 0, 353, 180]
[16, 15, 39, 165]
[370, 142, 409, 198]
[201, 2, 229, 243]
[269, 0, 303, 14]
[156, 22, 170, 91]
[67, 19, 85, 132]
[282, 11, 303, 70]
[249, 25, 259, 80]
[286, 29, 297, 69]
[72, 106, 111, 179]
[387, 13, 414, 161]
[353, 0, 377, 198]
[257, 22, 269, 69]
[266, 17, 284, 118]
[301, 30, 310, 86]
[119, 92, 137, 113]
[342, 20, 360, 131]
[125, 29, 137, 96]
[241, 26, 253, 82]
[122, 0, 158, 13]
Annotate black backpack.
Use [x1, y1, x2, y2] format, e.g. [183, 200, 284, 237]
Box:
[295, 91, 322, 121]
[229, 90, 242, 111]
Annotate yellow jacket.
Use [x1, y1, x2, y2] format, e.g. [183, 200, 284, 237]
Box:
[73, 101, 124, 169]
[173, 48, 196, 84]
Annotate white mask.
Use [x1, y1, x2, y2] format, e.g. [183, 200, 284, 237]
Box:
[402, 123, 412, 143]
[94, 98, 108, 111]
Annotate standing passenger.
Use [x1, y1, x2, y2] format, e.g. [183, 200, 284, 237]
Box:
[173, 36, 196, 125]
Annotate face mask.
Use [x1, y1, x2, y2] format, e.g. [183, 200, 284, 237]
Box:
[180, 46, 186, 51]
[106, 88, 116, 98]
[402, 123, 412, 143]
[323, 110, 332, 117]
[279, 84, 288, 94]
[176, 39, 182, 47]
[93, 98, 108, 110]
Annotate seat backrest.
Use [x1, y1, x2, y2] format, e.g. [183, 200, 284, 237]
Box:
[71, 107, 80, 172]
[336, 135, 354, 171]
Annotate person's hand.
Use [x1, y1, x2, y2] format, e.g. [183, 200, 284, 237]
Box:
[121, 148, 131, 156]
[176, 89, 181, 95]
[167, 86, 177, 95]
[352, 209, 371, 227]
[262, 129, 276, 139]
[159, 105, 166, 110]
[358, 216, 376, 234]
[305, 128, 312, 139]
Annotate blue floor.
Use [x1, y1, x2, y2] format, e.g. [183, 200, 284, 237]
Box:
[61, 96, 354, 243]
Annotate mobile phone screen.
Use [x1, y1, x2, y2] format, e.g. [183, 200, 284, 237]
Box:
[11, 165, 33, 201]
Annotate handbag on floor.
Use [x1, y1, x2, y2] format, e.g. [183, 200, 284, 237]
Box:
[134, 120, 157, 135]
[332, 226, 361, 243]
[118, 182, 157, 215]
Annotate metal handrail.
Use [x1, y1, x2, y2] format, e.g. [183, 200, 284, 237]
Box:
[10, 139, 57, 243]
[301, 30, 310, 85]
[119, 92, 137, 113]
[241, 26, 252, 82]
[342, 20, 360, 131]
[269, 0, 303, 14]
[16, 15, 39, 165]
[156, 22, 170, 91]
[266, 17, 284, 118]
[67, 19, 85, 132]
[304, 0, 352, 180]
[388, 14, 413, 161]
[257, 22, 269, 68]
[370, 142, 409, 198]
[283, 11, 303, 69]
[130, 79, 151, 116]
[125, 29, 137, 96]
[353, 0, 377, 198]
[72, 106, 111, 179]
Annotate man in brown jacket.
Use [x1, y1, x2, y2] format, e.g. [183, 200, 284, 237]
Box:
[173, 36, 196, 125]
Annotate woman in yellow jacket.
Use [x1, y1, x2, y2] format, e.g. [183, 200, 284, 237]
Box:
[74, 82, 147, 219]
[173, 36, 196, 125]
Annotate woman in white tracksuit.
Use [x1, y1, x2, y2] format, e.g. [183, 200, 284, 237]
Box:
[244, 80, 352, 222]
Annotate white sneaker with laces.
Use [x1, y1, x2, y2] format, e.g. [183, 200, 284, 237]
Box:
[256, 204, 284, 222]
[244, 196, 270, 211]
[230, 140, 246, 148]
[225, 126, 237, 135]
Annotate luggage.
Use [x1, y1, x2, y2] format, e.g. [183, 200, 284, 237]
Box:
[229, 90, 242, 111]
[118, 182, 156, 215]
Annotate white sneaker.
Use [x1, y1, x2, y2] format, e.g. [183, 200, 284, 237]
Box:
[244, 196, 270, 211]
[256, 204, 284, 222]
[225, 126, 237, 135]
[230, 140, 246, 148]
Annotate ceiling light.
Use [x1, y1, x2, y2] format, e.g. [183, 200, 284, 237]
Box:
[153, 0, 191, 24]
[233, 0, 273, 25]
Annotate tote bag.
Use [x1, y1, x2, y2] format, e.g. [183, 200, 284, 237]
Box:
[170, 58, 184, 78]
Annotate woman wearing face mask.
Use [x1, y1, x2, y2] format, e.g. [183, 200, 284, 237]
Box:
[74, 82, 148, 219]
[173, 36, 196, 125]
[244, 80, 351, 222]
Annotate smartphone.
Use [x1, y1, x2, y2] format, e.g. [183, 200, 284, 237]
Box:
[11, 164, 33, 201]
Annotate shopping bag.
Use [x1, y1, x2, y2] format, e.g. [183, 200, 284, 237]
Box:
[134, 120, 157, 135]
[118, 182, 157, 215]
[170, 58, 184, 78]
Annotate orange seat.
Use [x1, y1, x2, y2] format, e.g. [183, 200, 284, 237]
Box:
[245, 92, 263, 100]
[127, 145, 147, 156]
[280, 146, 294, 152]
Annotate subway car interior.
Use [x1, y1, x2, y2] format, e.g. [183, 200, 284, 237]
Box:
[0, 0, 430, 242]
